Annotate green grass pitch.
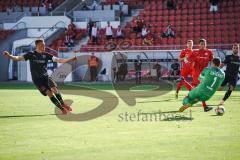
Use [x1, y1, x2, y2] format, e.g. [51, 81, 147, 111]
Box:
[0, 83, 240, 160]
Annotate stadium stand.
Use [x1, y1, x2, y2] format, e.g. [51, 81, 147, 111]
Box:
[49, 28, 87, 52]
[102, 0, 145, 7]
[81, 0, 240, 51]
[0, 0, 239, 82]
[0, 29, 15, 41]
[1, 0, 239, 52]
[0, 0, 65, 12]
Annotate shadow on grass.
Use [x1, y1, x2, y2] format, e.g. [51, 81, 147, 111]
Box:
[140, 110, 193, 121]
[163, 116, 194, 121]
[160, 111, 179, 114]
[0, 113, 59, 119]
[210, 115, 223, 117]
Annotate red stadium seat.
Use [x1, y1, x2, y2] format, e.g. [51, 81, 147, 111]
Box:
[80, 0, 239, 51]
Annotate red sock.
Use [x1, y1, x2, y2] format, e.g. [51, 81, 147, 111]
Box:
[202, 101, 207, 108]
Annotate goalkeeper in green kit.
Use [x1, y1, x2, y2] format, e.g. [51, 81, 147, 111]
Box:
[179, 57, 225, 112]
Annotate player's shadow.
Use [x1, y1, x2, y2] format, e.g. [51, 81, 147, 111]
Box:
[162, 111, 193, 121]
[210, 115, 222, 117]
[162, 116, 194, 121]
[0, 113, 59, 119]
[160, 111, 179, 113]
[141, 110, 193, 121]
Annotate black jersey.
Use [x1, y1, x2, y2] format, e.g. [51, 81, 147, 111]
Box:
[223, 54, 240, 78]
[134, 60, 142, 71]
[23, 51, 53, 80]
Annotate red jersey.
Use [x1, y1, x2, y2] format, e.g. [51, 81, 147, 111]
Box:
[190, 49, 213, 72]
[179, 48, 193, 69]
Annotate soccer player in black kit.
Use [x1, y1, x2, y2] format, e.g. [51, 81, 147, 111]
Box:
[3, 39, 77, 114]
[219, 44, 240, 105]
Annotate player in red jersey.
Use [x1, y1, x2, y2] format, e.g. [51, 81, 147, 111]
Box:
[175, 40, 194, 99]
[188, 39, 214, 112]
[190, 39, 213, 87]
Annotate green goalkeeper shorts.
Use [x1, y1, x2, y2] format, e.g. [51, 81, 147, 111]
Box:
[183, 87, 212, 106]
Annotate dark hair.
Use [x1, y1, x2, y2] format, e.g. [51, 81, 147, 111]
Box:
[199, 38, 206, 44]
[212, 57, 221, 67]
[35, 39, 44, 46]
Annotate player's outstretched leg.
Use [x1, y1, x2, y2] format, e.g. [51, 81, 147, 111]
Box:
[176, 79, 184, 99]
[179, 87, 206, 112]
[176, 77, 193, 99]
[51, 87, 72, 112]
[46, 90, 68, 115]
[179, 96, 193, 112]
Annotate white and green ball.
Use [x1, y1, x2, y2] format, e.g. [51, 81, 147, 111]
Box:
[215, 105, 225, 116]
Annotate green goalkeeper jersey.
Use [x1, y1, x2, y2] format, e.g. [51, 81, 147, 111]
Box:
[198, 67, 225, 97]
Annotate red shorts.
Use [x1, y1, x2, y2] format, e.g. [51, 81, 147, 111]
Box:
[181, 67, 192, 79]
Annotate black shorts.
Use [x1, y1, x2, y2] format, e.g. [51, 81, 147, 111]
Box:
[221, 76, 238, 88]
[33, 77, 57, 96]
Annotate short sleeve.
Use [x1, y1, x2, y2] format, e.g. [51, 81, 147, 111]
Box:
[179, 50, 185, 58]
[23, 52, 32, 61]
[46, 53, 53, 61]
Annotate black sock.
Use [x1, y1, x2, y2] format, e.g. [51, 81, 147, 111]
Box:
[223, 90, 232, 101]
[55, 93, 64, 105]
[50, 96, 63, 109]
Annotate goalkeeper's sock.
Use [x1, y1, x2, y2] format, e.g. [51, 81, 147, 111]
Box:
[202, 101, 207, 108]
[55, 93, 64, 105]
[50, 96, 63, 109]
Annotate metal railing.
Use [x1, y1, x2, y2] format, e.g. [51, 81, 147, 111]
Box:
[0, 12, 27, 23]
[27, 21, 66, 46]
[10, 22, 27, 30]
[76, 43, 234, 52]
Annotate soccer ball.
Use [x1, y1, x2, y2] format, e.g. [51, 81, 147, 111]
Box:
[215, 105, 225, 116]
